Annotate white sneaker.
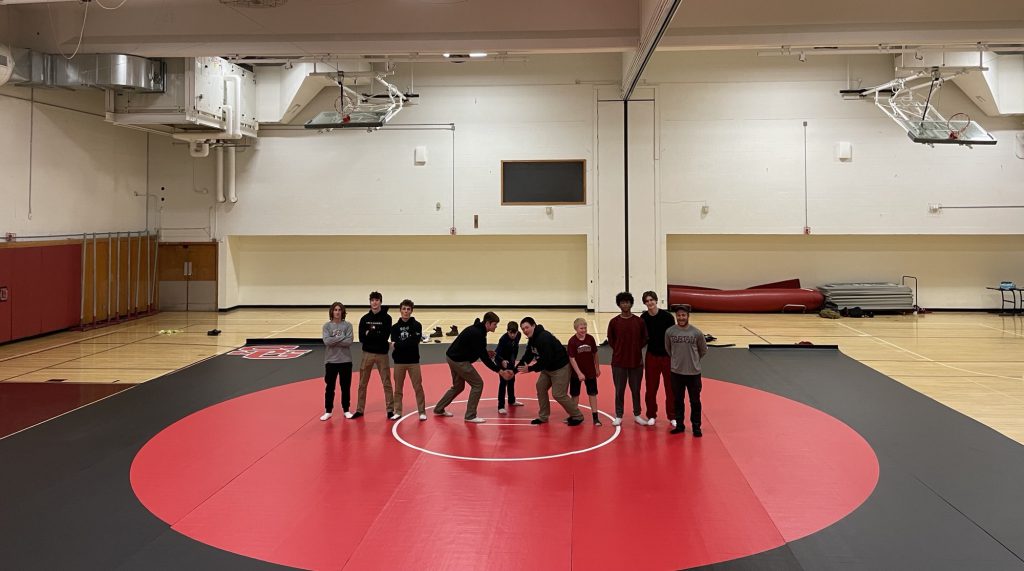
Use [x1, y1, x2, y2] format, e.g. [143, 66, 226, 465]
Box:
[465, 417, 486, 423]
[634, 416, 648, 426]
[671, 420, 678, 428]
[319, 412, 332, 421]
[390, 413, 401, 420]
[498, 408, 508, 415]
[612, 417, 622, 426]
[343, 412, 354, 419]
[647, 417, 656, 426]
[434, 410, 454, 417]
[419, 414, 428, 421]
[510, 401, 525, 407]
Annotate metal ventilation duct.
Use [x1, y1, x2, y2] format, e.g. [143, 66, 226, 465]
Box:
[10, 50, 164, 92]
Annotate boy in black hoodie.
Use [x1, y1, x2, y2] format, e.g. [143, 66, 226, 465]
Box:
[390, 299, 426, 421]
[496, 321, 525, 414]
[353, 291, 394, 420]
[433, 311, 512, 423]
[516, 317, 584, 426]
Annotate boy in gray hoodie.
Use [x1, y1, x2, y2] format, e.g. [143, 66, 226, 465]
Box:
[664, 304, 708, 436]
[321, 302, 354, 421]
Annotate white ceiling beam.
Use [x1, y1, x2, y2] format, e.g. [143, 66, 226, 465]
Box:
[622, 0, 680, 100]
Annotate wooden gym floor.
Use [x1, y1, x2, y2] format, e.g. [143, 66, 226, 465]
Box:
[1, 308, 1023, 444]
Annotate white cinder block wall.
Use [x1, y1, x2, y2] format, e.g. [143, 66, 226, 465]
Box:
[4, 52, 1023, 310]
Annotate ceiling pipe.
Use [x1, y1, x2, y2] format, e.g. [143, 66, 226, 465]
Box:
[226, 147, 237, 203]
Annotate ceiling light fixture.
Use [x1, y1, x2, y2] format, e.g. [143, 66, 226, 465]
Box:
[469, 52, 487, 58]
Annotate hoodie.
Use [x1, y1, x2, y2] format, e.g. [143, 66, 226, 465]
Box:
[390, 316, 423, 365]
[359, 306, 393, 355]
[445, 318, 501, 372]
[517, 324, 570, 373]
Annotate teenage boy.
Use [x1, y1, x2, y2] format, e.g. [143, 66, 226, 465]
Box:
[567, 318, 602, 426]
[391, 299, 427, 421]
[320, 302, 354, 421]
[434, 312, 512, 423]
[496, 321, 525, 414]
[517, 317, 584, 426]
[607, 292, 647, 426]
[665, 304, 708, 437]
[641, 290, 677, 427]
[353, 291, 394, 420]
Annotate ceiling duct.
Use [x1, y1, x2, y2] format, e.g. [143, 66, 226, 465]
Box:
[9, 49, 164, 92]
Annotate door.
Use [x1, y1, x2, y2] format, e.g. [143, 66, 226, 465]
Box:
[0, 249, 11, 343]
[158, 243, 218, 311]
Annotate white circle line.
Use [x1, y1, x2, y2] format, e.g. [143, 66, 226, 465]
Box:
[391, 397, 621, 462]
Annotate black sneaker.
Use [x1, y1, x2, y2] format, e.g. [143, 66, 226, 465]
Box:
[349, 411, 364, 420]
[446, 325, 459, 336]
[567, 417, 584, 426]
[670, 427, 685, 435]
[594, 419, 603, 426]
[429, 326, 443, 339]
[386, 411, 394, 420]
[693, 427, 703, 437]
[530, 418, 545, 425]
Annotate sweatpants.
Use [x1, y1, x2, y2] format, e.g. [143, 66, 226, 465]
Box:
[670, 372, 702, 429]
[612, 366, 643, 419]
[357, 352, 394, 413]
[644, 353, 675, 420]
[393, 363, 426, 416]
[497, 373, 517, 409]
[536, 364, 583, 422]
[324, 361, 352, 413]
[433, 357, 485, 420]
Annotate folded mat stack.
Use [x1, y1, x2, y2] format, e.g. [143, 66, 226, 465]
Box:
[817, 282, 915, 311]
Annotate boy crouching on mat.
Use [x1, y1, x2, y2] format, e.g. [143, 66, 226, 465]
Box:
[496, 321, 524, 414]
[568, 318, 602, 426]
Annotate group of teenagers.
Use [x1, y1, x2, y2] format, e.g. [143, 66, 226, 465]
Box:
[321, 290, 709, 436]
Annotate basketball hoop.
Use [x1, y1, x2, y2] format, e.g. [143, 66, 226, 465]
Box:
[947, 112, 970, 140]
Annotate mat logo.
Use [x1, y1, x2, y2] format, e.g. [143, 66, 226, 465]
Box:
[228, 345, 312, 360]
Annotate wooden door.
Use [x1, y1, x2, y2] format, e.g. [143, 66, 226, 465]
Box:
[158, 243, 218, 311]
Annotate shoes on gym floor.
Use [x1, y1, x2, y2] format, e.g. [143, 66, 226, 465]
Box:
[429, 326, 444, 338]
[465, 417, 486, 423]
[434, 409, 453, 417]
[319, 412, 332, 421]
[446, 325, 459, 336]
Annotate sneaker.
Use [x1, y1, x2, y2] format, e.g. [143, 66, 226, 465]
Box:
[348, 411, 364, 420]
[344, 412, 354, 419]
[386, 411, 394, 420]
[390, 413, 401, 420]
[670, 420, 678, 428]
[434, 410, 454, 417]
[693, 427, 703, 437]
[634, 416, 648, 426]
[510, 401, 525, 407]
[567, 417, 584, 426]
[670, 427, 685, 435]
[465, 417, 486, 423]
[612, 417, 622, 426]
[419, 414, 428, 421]
[530, 418, 545, 425]
[594, 419, 603, 426]
[498, 408, 508, 415]
[429, 326, 443, 339]
[319, 412, 332, 421]
[446, 325, 459, 337]
[647, 417, 656, 426]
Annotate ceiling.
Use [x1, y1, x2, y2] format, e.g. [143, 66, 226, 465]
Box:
[1, 0, 1022, 58]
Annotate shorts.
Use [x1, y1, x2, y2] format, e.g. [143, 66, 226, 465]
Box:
[570, 376, 598, 397]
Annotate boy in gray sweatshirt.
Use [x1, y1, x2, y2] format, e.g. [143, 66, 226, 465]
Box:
[664, 304, 708, 436]
[321, 302, 354, 421]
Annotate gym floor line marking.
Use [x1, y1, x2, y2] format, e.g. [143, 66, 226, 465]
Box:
[392, 397, 620, 462]
[838, 321, 1024, 382]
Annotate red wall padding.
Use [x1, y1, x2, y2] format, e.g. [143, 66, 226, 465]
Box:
[3, 244, 82, 343]
[0, 249, 12, 344]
